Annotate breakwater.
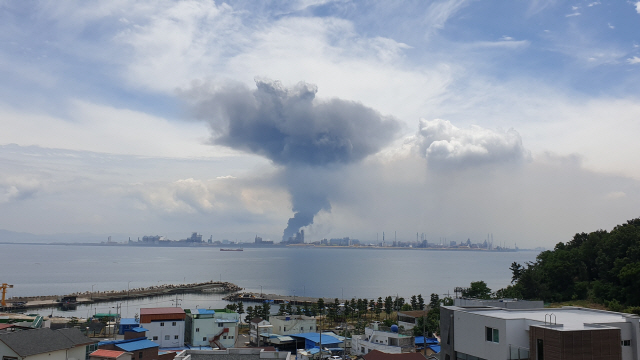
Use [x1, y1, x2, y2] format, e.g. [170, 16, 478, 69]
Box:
[2, 281, 242, 311]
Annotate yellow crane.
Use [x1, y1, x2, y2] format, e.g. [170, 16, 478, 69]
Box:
[1, 283, 14, 307]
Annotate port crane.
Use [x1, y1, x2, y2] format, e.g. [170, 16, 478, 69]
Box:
[1, 283, 14, 307]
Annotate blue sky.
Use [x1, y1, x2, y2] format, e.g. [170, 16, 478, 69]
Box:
[0, 0, 639, 247]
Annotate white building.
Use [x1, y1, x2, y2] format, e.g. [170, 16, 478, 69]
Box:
[352, 322, 415, 356]
[269, 315, 316, 335]
[250, 318, 273, 346]
[440, 305, 640, 360]
[0, 328, 97, 360]
[185, 308, 239, 349]
[140, 307, 186, 348]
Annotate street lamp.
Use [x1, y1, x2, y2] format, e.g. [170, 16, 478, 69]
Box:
[260, 285, 263, 298]
[91, 284, 96, 300]
[127, 281, 132, 297]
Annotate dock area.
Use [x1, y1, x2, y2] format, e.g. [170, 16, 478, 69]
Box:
[1, 281, 242, 311]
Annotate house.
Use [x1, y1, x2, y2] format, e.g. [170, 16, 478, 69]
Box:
[440, 305, 640, 360]
[89, 349, 133, 360]
[351, 322, 415, 356]
[269, 315, 316, 335]
[184, 308, 239, 349]
[453, 298, 544, 309]
[288, 332, 342, 350]
[363, 349, 428, 360]
[174, 347, 290, 360]
[397, 310, 429, 331]
[118, 318, 140, 335]
[140, 307, 186, 348]
[98, 327, 173, 360]
[249, 318, 272, 346]
[0, 327, 97, 360]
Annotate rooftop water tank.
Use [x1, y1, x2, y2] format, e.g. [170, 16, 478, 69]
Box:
[391, 325, 399, 333]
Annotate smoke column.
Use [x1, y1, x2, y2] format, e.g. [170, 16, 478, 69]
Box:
[186, 78, 400, 241]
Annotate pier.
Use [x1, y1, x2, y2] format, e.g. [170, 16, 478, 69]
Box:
[1, 281, 242, 311]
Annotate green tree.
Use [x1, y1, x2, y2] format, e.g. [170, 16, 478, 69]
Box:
[463, 281, 492, 299]
[278, 303, 287, 316]
[429, 293, 440, 309]
[510, 262, 523, 284]
[245, 306, 254, 323]
[417, 294, 425, 310]
[237, 302, 244, 317]
[384, 296, 393, 318]
[375, 297, 383, 319]
[401, 303, 412, 311]
[410, 295, 418, 310]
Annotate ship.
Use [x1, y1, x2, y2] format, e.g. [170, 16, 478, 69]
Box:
[220, 248, 243, 251]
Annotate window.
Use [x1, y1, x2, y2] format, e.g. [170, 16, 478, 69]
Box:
[284, 327, 287, 331]
[138, 352, 143, 359]
[622, 340, 631, 346]
[175, 335, 179, 339]
[153, 336, 158, 340]
[160, 322, 164, 326]
[196, 328, 200, 332]
[218, 323, 223, 327]
[172, 322, 176, 326]
[223, 336, 227, 339]
[485, 327, 499, 343]
[203, 337, 207, 341]
[165, 335, 170, 340]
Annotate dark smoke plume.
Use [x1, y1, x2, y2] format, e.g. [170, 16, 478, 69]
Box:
[187, 78, 401, 240]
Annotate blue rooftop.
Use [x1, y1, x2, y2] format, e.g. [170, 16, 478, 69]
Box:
[128, 327, 149, 333]
[289, 333, 341, 345]
[428, 345, 441, 353]
[191, 309, 216, 315]
[415, 336, 439, 345]
[120, 318, 139, 326]
[115, 339, 160, 352]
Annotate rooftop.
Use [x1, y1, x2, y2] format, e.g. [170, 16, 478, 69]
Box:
[90, 349, 129, 358]
[451, 306, 639, 331]
[0, 328, 96, 357]
[140, 307, 185, 315]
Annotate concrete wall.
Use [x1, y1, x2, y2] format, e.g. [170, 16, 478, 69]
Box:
[453, 311, 510, 360]
[270, 317, 316, 335]
[143, 320, 185, 347]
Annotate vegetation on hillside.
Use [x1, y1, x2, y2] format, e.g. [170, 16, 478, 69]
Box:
[499, 218, 640, 313]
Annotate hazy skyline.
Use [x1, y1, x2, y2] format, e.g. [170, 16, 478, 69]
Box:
[1, 1, 639, 247]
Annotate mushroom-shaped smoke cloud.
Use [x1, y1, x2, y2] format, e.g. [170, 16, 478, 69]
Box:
[188, 78, 401, 241]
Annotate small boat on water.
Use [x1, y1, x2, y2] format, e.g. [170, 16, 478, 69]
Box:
[220, 248, 243, 251]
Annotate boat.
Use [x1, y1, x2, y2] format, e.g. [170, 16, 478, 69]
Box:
[220, 248, 243, 251]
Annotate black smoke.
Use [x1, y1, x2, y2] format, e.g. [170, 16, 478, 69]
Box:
[187, 78, 401, 240]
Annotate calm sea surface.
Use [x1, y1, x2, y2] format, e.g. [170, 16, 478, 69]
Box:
[0, 244, 539, 318]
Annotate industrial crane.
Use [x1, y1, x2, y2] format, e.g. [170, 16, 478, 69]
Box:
[1, 283, 14, 307]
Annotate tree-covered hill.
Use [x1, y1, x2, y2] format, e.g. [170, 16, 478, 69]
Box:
[507, 218, 640, 311]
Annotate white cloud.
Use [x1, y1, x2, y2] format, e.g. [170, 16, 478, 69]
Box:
[587, 2, 600, 7]
[628, 56, 640, 64]
[636, 1, 640, 14]
[566, 12, 581, 17]
[415, 119, 529, 168]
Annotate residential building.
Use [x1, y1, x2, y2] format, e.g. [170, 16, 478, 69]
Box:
[174, 347, 291, 360]
[98, 328, 173, 360]
[118, 318, 140, 335]
[250, 318, 272, 346]
[184, 308, 239, 349]
[440, 305, 640, 360]
[0, 327, 97, 360]
[139, 307, 186, 348]
[351, 322, 415, 356]
[363, 349, 430, 360]
[397, 310, 429, 331]
[89, 349, 133, 360]
[270, 315, 316, 335]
